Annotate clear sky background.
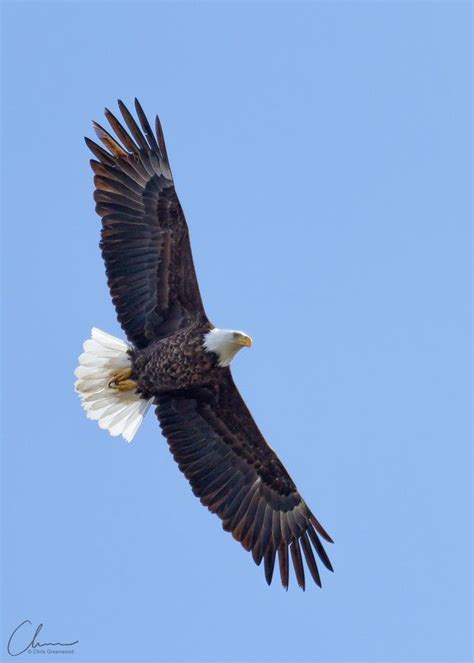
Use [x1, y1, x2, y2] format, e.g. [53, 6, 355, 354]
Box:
[1, 2, 471, 662]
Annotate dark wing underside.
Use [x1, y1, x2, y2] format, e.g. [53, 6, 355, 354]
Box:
[86, 99, 208, 348]
[156, 372, 333, 590]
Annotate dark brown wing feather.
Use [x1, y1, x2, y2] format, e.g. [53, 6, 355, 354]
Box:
[86, 99, 208, 348]
[156, 372, 333, 590]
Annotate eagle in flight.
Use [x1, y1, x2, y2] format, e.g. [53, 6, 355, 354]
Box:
[75, 100, 333, 590]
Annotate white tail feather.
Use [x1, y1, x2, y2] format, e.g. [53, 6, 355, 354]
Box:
[74, 328, 152, 443]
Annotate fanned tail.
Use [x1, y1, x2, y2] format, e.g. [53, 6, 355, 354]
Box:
[74, 328, 152, 442]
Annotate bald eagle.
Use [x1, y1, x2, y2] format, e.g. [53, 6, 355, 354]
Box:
[75, 100, 333, 590]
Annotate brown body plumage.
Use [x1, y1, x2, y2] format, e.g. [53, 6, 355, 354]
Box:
[77, 99, 333, 590]
[130, 317, 215, 396]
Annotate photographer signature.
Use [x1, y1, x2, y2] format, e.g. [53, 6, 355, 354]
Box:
[7, 620, 79, 656]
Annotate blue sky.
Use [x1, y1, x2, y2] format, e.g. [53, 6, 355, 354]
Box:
[1, 2, 471, 662]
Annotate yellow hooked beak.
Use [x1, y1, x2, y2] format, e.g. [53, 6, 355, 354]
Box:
[236, 334, 253, 348]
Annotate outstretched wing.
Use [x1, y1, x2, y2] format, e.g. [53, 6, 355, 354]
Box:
[156, 372, 333, 590]
[86, 99, 208, 349]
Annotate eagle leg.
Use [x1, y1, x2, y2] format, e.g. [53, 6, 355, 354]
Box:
[108, 367, 137, 392]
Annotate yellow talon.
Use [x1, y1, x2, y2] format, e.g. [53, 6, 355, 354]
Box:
[116, 379, 138, 392]
[108, 367, 137, 391]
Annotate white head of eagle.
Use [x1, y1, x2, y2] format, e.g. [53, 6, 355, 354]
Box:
[203, 328, 253, 367]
